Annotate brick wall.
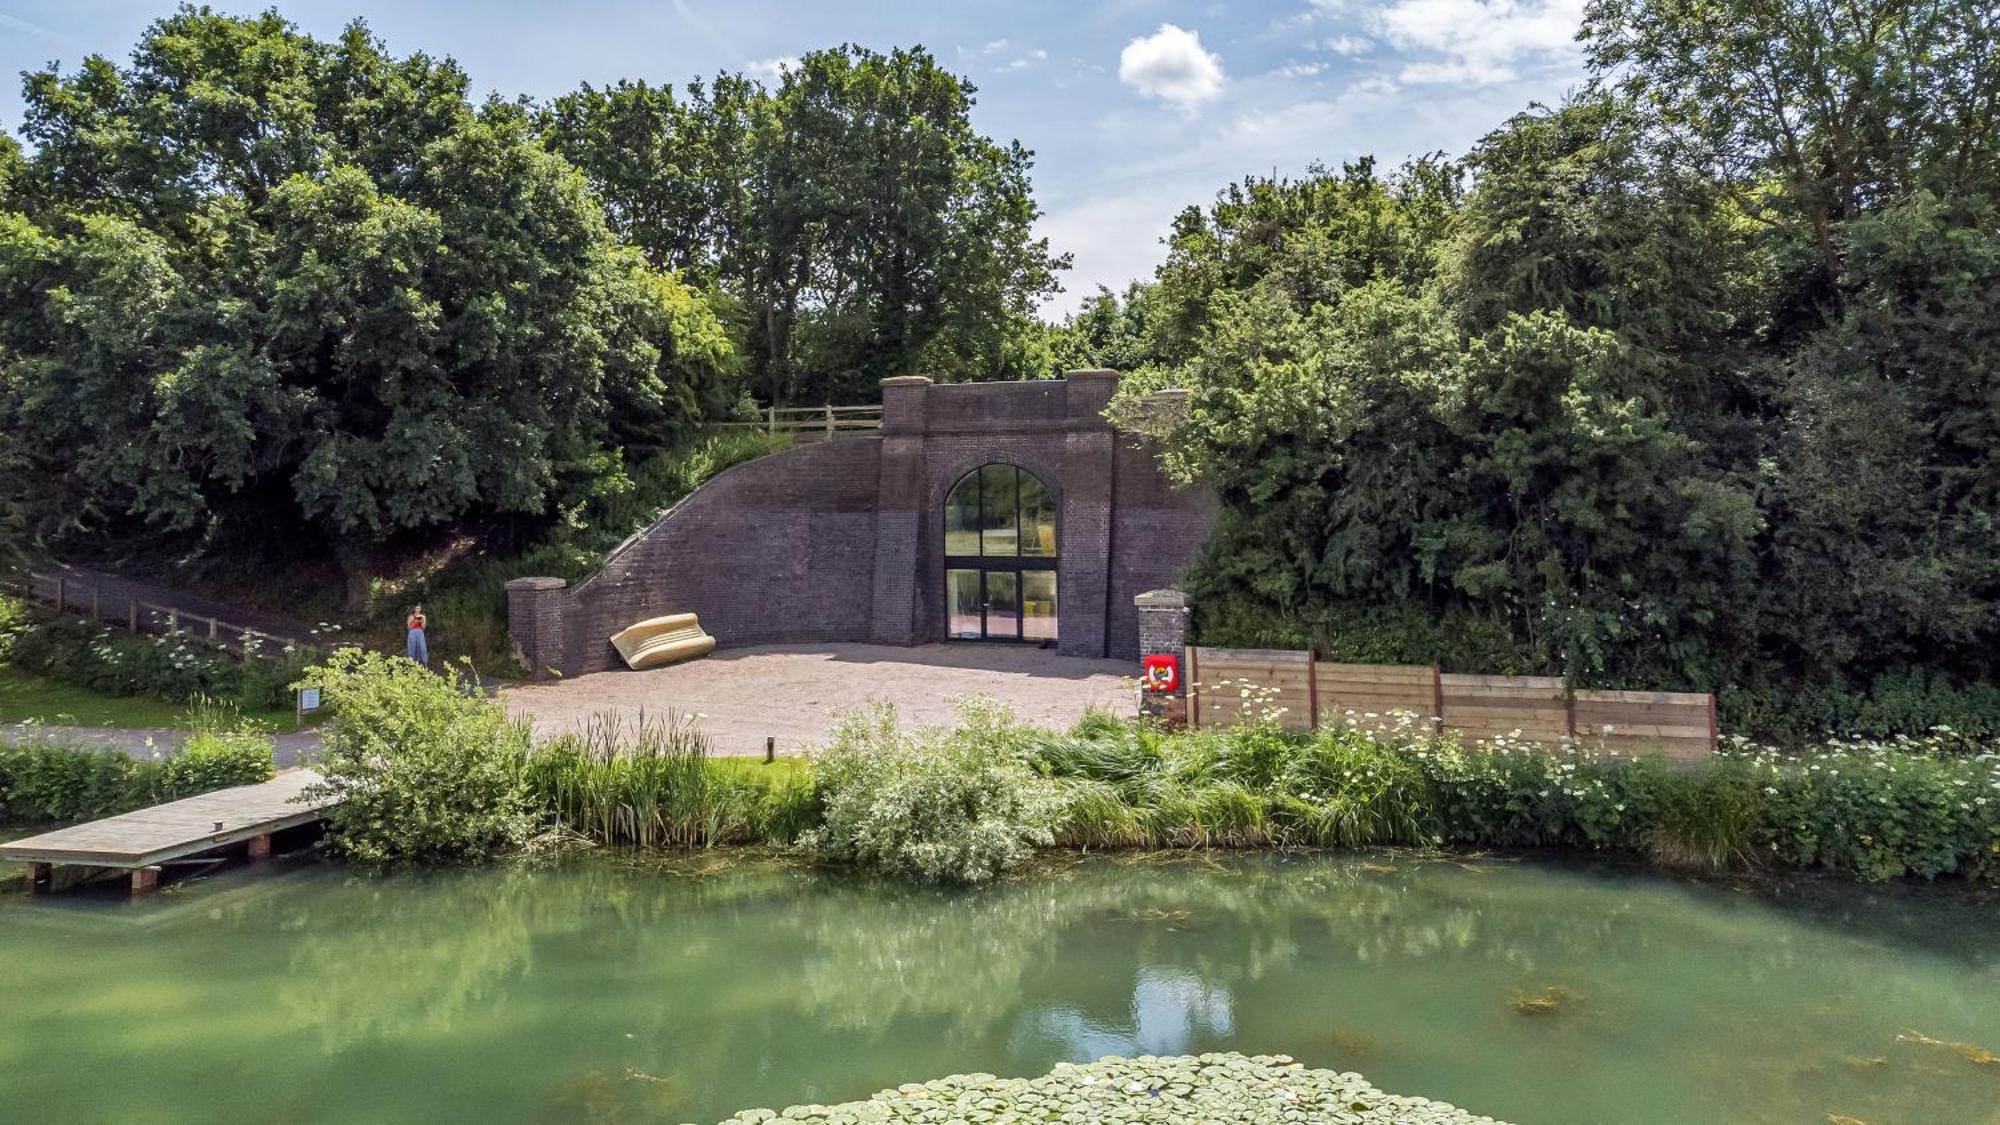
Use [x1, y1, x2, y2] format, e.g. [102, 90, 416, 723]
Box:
[511, 371, 1217, 677]
[544, 439, 884, 676]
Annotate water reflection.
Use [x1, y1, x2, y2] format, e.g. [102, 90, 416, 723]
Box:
[1, 852, 1997, 1124]
[1023, 967, 1235, 1060]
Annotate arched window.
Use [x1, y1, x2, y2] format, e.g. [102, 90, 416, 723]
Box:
[944, 465, 1057, 643]
[944, 464, 1056, 558]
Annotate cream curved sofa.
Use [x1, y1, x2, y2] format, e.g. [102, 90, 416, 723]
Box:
[609, 613, 717, 670]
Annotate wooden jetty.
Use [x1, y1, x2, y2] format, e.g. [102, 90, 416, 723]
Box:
[2, 769, 334, 894]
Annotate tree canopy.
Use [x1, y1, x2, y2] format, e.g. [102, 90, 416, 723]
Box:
[1068, 0, 2000, 736]
[537, 46, 1069, 405]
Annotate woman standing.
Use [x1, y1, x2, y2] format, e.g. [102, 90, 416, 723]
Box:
[406, 604, 429, 666]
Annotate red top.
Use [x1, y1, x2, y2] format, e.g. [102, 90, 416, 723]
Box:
[407, 613, 426, 631]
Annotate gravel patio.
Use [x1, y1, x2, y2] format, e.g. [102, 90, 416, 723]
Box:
[500, 642, 1136, 755]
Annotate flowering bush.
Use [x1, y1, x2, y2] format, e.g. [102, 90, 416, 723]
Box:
[0, 595, 314, 712]
[800, 699, 1064, 885]
[1023, 707, 2000, 883]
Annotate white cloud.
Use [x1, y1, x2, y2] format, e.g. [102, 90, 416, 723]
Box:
[1118, 24, 1226, 110]
[744, 55, 797, 80]
[1369, 0, 1585, 86]
[1322, 35, 1373, 56]
[1001, 48, 1050, 72]
[1275, 61, 1327, 79]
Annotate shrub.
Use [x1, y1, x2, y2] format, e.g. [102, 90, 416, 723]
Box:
[0, 737, 150, 823]
[0, 720, 277, 825]
[159, 728, 276, 799]
[799, 700, 1063, 885]
[0, 594, 314, 712]
[299, 650, 533, 864]
[1021, 712, 2000, 883]
[0, 594, 28, 661]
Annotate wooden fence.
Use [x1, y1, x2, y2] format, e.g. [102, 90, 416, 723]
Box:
[22, 571, 325, 660]
[716, 404, 883, 442]
[1186, 645, 1716, 761]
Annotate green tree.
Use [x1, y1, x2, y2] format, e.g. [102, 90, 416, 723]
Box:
[1046, 283, 1169, 376]
[1582, 0, 2000, 307]
[540, 45, 1068, 405]
[0, 8, 736, 603]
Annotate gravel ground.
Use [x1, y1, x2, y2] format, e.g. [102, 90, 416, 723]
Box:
[709, 1053, 1507, 1124]
[502, 642, 1137, 755]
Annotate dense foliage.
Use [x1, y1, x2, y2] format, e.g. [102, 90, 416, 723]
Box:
[538, 47, 1068, 404]
[0, 594, 313, 713]
[299, 649, 534, 863]
[1033, 712, 2000, 884]
[800, 701, 1065, 885]
[0, 721, 274, 825]
[250, 648, 2000, 885]
[1070, 0, 2000, 740]
[0, 10, 732, 600]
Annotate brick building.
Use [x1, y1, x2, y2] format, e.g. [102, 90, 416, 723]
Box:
[506, 369, 1215, 678]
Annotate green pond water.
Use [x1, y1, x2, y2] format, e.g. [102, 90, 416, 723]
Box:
[3, 852, 1999, 1125]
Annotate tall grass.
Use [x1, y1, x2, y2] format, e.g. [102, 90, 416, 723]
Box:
[525, 712, 814, 848]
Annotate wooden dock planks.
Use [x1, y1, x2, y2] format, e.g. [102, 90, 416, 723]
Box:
[0, 769, 332, 870]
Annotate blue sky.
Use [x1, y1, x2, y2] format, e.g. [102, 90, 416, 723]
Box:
[0, 1, 1591, 316]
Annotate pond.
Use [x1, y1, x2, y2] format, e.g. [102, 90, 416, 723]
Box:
[3, 852, 1998, 1123]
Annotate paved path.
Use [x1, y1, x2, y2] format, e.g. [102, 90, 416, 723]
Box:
[502, 642, 1137, 755]
[2, 724, 322, 769]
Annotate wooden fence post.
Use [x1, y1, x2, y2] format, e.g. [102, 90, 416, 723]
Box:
[91, 588, 101, 622]
[167, 608, 178, 633]
[824, 403, 834, 442]
[1431, 663, 1444, 727]
[1306, 648, 1320, 730]
[52, 577, 64, 613]
[1187, 645, 1201, 730]
[208, 616, 219, 640]
[127, 603, 138, 633]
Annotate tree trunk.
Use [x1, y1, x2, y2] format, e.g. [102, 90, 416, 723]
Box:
[337, 539, 377, 613]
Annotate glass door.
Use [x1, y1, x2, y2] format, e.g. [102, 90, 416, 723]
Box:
[1022, 571, 1057, 643]
[984, 571, 1020, 641]
[947, 569, 983, 640]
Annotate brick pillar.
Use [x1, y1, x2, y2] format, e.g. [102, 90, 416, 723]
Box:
[871, 376, 931, 646]
[505, 576, 569, 679]
[1058, 369, 1119, 658]
[1135, 589, 1191, 727]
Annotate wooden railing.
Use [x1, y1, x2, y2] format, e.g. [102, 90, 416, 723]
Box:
[716, 404, 883, 441]
[1186, 645, 1717, 761]
[23, 571, 327, 660]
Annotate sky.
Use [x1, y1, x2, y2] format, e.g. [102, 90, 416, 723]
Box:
[0, 0, 1593, 317]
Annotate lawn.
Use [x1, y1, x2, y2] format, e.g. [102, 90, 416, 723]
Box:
[0, 666, 297, 729]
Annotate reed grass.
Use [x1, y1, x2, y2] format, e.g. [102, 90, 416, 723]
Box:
[525, 712, 815, 848]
